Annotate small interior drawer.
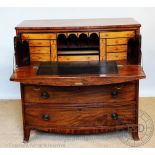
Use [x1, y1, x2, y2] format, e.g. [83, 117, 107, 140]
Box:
[100, 31, 135, 38]
[58, 55, 99, 62]
[107, 38, 129, 45]
[21, 33, 56, 40]
[30, 53, 50, 62]
[107, 45, 127, 53]
[28, 40, 50, 47]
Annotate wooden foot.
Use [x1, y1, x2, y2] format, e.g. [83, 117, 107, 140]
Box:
[131, 127, 140, 141]
[24, 128, 31, 142]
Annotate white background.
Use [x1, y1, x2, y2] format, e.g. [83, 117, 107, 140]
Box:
[0, 7, 155, 99]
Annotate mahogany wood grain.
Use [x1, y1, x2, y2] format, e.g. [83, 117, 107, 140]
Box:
[25, 102, 136, 128]
[16, 18, 141, 31]
[10, 64, 145, 86]
[16, 28, 139, 34]
[24, 82, 136, 104]
[23, 82, 136, 104]
[27, 125, 136, 135]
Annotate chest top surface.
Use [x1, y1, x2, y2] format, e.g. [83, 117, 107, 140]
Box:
[15, 18, 141, 30]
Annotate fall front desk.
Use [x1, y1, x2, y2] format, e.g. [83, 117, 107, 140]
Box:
[10, 18, 145, 141]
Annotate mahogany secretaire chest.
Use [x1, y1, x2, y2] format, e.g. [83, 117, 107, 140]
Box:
[10, 18, 145, 142]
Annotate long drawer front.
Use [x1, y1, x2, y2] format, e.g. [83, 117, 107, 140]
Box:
[25, 102, 136, 128]
[23, 82, 136, 104]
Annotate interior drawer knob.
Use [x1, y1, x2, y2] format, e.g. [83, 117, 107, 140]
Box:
[41, 91, 49, 99]
[111, 90, 118, 97]
[111, 112, 118, 120]
[42, 114, 50, 121]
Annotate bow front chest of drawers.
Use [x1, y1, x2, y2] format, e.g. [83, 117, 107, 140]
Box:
[10, 18, 145, 142]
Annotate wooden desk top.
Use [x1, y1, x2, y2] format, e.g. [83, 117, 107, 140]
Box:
[16, 18, 141, 30]
[10, 64, 145, 86]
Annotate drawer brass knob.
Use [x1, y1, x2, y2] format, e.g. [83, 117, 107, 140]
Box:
[111, 112, 118, 120]
[111, 90, 118, 97]
[42, 114, 49, 121]
[41, 91, 49, 99]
